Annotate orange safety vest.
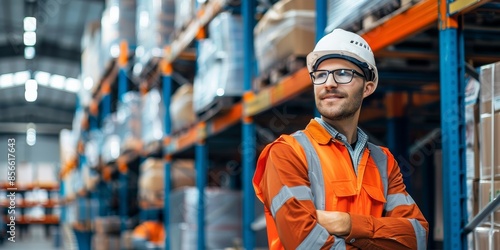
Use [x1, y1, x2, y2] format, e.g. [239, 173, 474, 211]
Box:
[253, 120, 391, 249]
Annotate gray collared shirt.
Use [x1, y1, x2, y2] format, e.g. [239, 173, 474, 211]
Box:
[314, 117, 369, 175]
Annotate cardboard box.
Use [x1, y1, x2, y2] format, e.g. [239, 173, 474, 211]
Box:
[120, 230, 134, 250]
[466, 105, 480, 180]
[433, 150, 443, 241]
[466, 179, 480, 223]
[480, 62, 500, 114]
[475, 226, 500, 249]
[479, 113, 500, 179]
[478, 180, 500, 224]
[92, 234, 121, 250]
[255, 0, 315, 73]
[94, 216, 121, 235]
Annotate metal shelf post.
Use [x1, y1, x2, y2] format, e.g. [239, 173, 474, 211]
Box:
[314, 0, 327, 118]
[242, 0, 256, 248]
[118, 40, 129, 102]
[162, 63, 173, 250]
[196, 139, 208, 250]
[118, 59, 129, 233]
[385, 92, 411, 191]
[439, 0, 467, 249]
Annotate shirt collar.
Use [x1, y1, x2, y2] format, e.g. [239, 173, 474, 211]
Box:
[312, 117, 369, 148]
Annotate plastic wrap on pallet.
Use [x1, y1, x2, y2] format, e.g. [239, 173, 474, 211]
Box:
[254, 10, 315, 74]
[85, 130, 104, 168]
[254, 0, 315, 74]
[101, 0, 137, 68]
[136, 0, 176, 65]
[117, 91, 142, 152]
[60, 129, 77, 170]
[174, 0, 196, 33]
[325, 0, 400, 33]
[193, 12, 244, 115]
[141, 88, 164, 145]
[81, 21, 102, 93]
[169, 187, 242, 250]
[170, 84, 196, 131]
[101, 114, 118, 164]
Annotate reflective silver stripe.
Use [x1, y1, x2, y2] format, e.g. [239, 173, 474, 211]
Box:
[271, 185, 313, 217]
[292, 131, 326, 210]
[331, 236, 347, 249]
[367, 142, 388, 199]
[385, 193, 416, 212]
[408, 218, 427, 250]
[297, 223, 330, 250]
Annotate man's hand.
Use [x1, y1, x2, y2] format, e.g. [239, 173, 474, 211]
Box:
[316, 210, 352, 236]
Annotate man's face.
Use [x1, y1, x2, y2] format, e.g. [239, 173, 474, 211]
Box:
[313, 58, 373, 121]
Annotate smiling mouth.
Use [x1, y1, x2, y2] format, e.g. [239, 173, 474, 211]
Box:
[321, 95, 344, 100]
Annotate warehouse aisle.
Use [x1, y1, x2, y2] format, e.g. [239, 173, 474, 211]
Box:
[2, 225, 58, 250]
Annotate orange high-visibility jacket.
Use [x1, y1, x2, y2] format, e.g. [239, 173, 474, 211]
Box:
[253, 119, 429, 249]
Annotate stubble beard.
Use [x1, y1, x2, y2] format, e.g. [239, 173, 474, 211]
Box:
[316, 86, 364, 121]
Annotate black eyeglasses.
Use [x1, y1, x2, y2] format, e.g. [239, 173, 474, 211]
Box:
[309, 69, 365, 85]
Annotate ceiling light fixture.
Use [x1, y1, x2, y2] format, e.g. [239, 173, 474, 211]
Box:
[25, 46, 35, 59]
[35, 71, 50, 85]
[26, 123, 36, 146]
[23, 31, 36, 46]
[25, 89, 38, 102]
[24, 17, 37, 32]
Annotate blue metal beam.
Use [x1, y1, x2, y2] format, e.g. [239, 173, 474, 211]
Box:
[314, 0, 327, 118]
[118, 68, 128, 103]
[439, 4, 467, 248]
[118, 67, 128, 233]
[196, 142, 208, 250]
[243, 0, 256, 249]
[162, 73, 172, 250]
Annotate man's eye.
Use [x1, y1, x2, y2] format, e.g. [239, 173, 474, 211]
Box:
[316, 72, 328, 78]
[336, 70, 353, 77]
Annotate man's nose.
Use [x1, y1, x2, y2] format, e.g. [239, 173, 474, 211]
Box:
[324, 73, 338, 89]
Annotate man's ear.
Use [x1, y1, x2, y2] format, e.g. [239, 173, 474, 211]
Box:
[363, 81, 376, 98]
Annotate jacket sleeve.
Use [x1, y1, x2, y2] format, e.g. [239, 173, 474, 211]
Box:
[258, 138, 341, 249]
[344, 150, 429, 250]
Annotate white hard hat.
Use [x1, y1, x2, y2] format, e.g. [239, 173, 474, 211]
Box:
[306, 28, 378, 87]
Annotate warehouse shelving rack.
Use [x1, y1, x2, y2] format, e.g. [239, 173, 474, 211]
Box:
[64, 0, 500, 249]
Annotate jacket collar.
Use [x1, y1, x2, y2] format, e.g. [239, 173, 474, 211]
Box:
[305, 118, 336, 145]
[306, 117, 369, 147]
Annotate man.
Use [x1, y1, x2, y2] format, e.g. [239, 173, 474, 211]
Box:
[253, 29, 428, 249]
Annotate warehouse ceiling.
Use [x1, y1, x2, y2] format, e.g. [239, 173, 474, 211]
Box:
[0, 0, 104, 134]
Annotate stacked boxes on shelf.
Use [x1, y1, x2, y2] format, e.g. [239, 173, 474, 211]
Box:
[193, 12, 245, 117]
[116, 92, 142, 154]
[174, 0, 196, 33]
[138, 158, 165, 208]
[136, 0, 176, 64]
[475, 61, 500, 248]
[325, 0, 418, 33]
[169, 187, 242, 250]
[253, 0, 315, 88]
[81, 21, 102, 93]
[138, 158, 195, 208]
[92, 216, 122, 250]
[464, 75, 481, 249]
[170, 84, 196, 132]
[141, 88, 165, 151]
[101, 0, 137, 68]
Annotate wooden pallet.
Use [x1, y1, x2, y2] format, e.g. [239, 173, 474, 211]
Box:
[195, 96, 240, 123]
[254, 54, 307, 92]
